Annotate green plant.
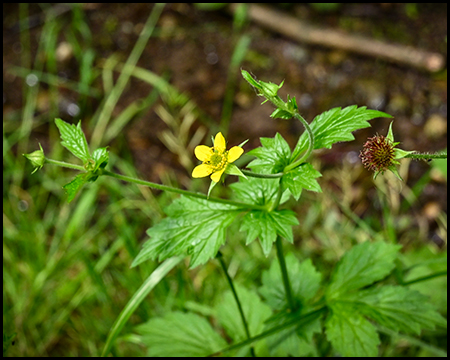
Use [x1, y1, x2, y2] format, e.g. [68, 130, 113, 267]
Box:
[22, 70, 447, 357]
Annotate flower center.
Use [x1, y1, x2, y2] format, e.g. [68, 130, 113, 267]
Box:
[209, 151, 227, 170]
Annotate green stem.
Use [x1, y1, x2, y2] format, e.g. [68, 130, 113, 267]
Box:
[404, 152, 447, 160]
[45, 158, 86, 171]
[275, 237, 296, 312]
[217, 251, 255, 357]
[208, 306, 327, 357]
[283, 114, 315, 173]
[43, 157, 266, 210]
[100, 170, 265, 210]
[402, 270, 447, 286]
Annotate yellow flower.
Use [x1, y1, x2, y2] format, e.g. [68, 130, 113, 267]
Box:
[192, 132, 244, 183]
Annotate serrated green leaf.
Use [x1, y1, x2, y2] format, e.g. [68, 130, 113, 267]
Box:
[231, 177, 286, 206]
[325, 302, 380, 357]
[247, 133, 291, 174]
[326, 241, 401, 300]
[63, 173, 88, 203]
[239, 210, 298, 255]
[260, 254, 322, 311]
[283, 163, 322, 200]
[215, 285, 272, 356]
[55, 118, 91, 162]
[136, 311, 227, 357]
[292, 105, 392, 159]
[350, 286, 447, 334]
[132, 196, 241, 268]
[92, 147, 109, 171]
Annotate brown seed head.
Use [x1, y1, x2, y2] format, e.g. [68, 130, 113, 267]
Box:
[359, 135, 395, 173]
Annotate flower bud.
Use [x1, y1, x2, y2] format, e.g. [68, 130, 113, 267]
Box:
[23, 144, 45, 174]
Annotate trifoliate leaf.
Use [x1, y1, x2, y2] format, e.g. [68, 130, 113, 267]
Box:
[247, 133, 291, 174]
[135, 311, 227, 357]
[230, 177, 296, 255]
[239, 210, 298, 256]
[292, 106, 392, 159]
[132, 196, 241, 268]
[326, 241, 401, 300]
[350, 286, 447, 334]
[283, 163, 322, 200]
[259, 253, 322, 311]
[325, 302, 380, 357]
[216, 285, 272, 356]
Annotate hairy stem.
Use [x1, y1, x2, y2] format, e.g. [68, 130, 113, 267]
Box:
[283, 114, 315, 173]
[404, 152, 447, 160]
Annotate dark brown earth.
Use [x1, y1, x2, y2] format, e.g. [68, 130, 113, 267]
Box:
[3, 3, 447, 237]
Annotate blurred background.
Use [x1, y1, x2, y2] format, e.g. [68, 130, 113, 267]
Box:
[3, 3, 447, 356]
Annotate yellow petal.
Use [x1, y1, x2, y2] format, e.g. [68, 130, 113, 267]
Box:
[192, 164, 213, 178]
[227, 146, 244, 163]
[195, 145, 213, 162]
[214, 132, 226, 153]
[210, 168, 225, 183]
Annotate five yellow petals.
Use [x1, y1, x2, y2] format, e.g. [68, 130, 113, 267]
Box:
[192, 132, 244, 183]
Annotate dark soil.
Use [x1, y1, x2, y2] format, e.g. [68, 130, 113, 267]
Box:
[3, 3, 447, 235]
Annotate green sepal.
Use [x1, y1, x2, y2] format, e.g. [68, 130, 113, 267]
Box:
[224, 163, 248, 179]
[207, 180, 218, 198]
[241, 69, 284, 100]
[394, 148, 415, 160]
[270, 108, 292, 120]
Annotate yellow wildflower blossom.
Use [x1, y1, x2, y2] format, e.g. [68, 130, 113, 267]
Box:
[192, 132, 244, 183]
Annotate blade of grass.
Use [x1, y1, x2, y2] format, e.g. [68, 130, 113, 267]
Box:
[90, 3, 165, 149]
[101, 255, 184, 357]
[220, 34, 251, 135]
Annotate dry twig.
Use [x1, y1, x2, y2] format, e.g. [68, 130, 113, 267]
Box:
[231, 4, 445, 72]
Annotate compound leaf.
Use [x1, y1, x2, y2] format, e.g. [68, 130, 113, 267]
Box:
[239, 210, 298, 256]
[132, 196, 241, 268]
[292, 106, 392, 159]
[247, 133, 291, 174]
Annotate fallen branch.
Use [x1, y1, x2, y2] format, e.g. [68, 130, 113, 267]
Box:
[230, 4, 445, 72]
